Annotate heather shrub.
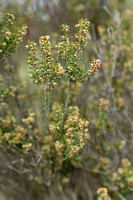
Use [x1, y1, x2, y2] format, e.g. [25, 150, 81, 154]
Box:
[0, 3, 133, 200]
[25, 18, 101, 163]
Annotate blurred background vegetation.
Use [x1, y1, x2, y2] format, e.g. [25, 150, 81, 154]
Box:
[0, 0, 133, 200]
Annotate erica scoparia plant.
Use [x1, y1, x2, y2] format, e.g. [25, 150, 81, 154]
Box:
[26, 18, 101, 160]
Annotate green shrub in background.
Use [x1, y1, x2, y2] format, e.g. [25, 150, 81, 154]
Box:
[0, 12, 27, 62]
[0, 12, 36, 152]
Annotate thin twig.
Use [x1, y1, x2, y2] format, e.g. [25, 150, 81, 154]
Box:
[43, 86, 52, 136]
[61, 79, 72, 131]
[43, 85, 57, 166]
[0, 37, 18, 63]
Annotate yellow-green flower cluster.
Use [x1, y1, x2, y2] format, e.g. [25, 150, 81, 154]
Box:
[60, 24, 70, 34]
[97, 187, 111, 200]
[99, 157, 111, 169]
[0, 115, 16, 129]
[99, 98, 109, 111]
[55, 141, 64, 154]
[6, 13, 15, 23]
[22, 111, 35, 129]
[111, 158, 133, 194]
[25, 41, 40, 84]
[38, 35, 64, 82]
[116, 140, 126, 149]
[0, 76, 22, 109]
[122, 158, 131, 168]
[75, 18, 90, 46]
[64, 113, 89, 159]
[96, 98, 109, 132]
[39, 35, 51, 55]
[0, 106, 36, 152]
[0, 114, 31, 151]
[1, 86, 16, 98]
[49, 105, 89, 160]
[0, 13, 28, 59]
[56, 19, 101, 82]
[57, 36, 82, 81]
[22, 143, 32, 151]
[26, 37, 64, 87]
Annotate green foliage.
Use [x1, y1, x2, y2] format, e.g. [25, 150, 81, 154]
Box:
[97, 187, 111, 200]
[0, 12, 27, 62]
